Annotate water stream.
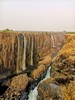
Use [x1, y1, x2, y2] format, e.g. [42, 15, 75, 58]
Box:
[51, 35, 56, 48]
[31, 36, 33, 66]
[16, 35, 20, 73]
[22, 33, 26, 70]
[28, 67, 51, 100]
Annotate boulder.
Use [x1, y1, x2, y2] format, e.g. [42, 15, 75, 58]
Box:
[10, 74, 29, 91]
[37, 78, 63, 100]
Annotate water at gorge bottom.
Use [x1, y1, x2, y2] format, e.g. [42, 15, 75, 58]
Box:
[28, 67, 51, 100]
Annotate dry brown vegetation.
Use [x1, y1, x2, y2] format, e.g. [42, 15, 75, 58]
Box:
[61, 81, 75, 100]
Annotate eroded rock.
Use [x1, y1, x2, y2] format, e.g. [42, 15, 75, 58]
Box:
[37, 78, 63, 100]
[10, 74, 30, 91]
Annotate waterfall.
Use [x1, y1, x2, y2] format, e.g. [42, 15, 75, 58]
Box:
[16, 34, 27, 73]
[28, 67, 51, 100]
[16, 35, 20, 73]
[51, 35, 56, 48]
[31, 36, 33, 65]
[41, 67, 51, 81]
[22, 33, 26, 70]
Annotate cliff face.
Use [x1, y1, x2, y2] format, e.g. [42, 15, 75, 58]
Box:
[50, 32, 65, 56]
[25, 33, 51, 66]
[0, 32, 51, 77]
[0, 31, 64, 80]
[51, 34, 75, 72]
[37, 34, 75, 100]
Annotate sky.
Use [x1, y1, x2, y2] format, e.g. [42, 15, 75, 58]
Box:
[0, 0, 75, 31]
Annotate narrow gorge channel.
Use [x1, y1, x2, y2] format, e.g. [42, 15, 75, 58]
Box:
[28, 67, 51, 100]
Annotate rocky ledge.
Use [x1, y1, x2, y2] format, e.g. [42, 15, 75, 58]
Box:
[37, 34, 75, 100]
[31, 55, 52, 79]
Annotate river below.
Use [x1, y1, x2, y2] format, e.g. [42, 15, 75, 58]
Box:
[28, 67, 51, 100]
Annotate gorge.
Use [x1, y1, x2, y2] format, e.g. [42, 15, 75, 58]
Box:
[0, 31, 75, 100]
[28, 67, 51, 100]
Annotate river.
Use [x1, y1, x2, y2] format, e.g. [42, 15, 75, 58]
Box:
[28, 67, 51, 100]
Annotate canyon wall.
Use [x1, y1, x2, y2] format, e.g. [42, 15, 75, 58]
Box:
[50, 32, 65, 56]
[37, 34, 75, 100]
[0, 31, 64, 80]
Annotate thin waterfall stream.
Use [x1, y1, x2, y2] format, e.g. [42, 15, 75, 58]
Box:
[16, 35, 20, 73]
[22, 33, 26, 70]
[31, 36, 33, 66]
[51, 35, 56, 48]
[28, 67, 51, 100]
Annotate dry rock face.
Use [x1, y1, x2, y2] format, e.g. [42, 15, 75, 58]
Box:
[37, 34, 75, 100]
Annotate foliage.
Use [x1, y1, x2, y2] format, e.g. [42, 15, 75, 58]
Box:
[2, 29, 13, 33]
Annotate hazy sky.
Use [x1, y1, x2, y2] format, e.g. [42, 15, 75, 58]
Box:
[0, 0, 75, 31]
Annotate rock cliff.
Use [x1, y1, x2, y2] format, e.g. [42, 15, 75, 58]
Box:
[37, 33, 75, 100]
[0, 32, 51, 79]
[0, 31, 64, 79]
